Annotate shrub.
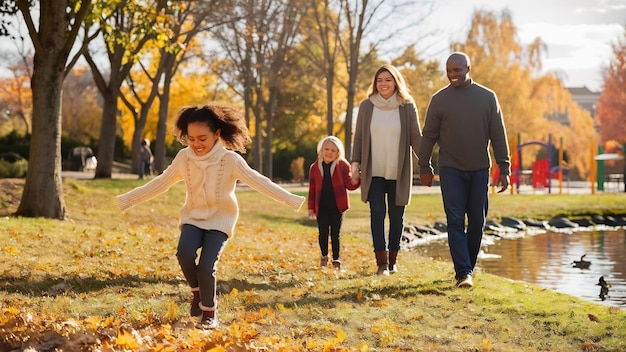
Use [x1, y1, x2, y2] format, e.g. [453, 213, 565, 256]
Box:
[0, 158, 28, 178]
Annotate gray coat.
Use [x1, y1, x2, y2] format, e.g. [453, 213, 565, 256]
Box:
[351, 99, 422, 206]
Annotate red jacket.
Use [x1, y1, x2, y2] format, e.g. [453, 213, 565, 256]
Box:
[308, 158, 360, 216]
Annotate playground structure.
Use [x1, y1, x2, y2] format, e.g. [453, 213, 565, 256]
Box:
[507, 133, 564, 194]
[501, 134, 624, 194]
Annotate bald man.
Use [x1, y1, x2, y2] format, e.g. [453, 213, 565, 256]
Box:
[418, 52, 511, 288]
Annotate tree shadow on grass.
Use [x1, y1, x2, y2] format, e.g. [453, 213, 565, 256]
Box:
[237, 278, 456, 311]
[216, 278, 278, 294]
[0, 273, 183, 296]
[257, 213, 313, 227]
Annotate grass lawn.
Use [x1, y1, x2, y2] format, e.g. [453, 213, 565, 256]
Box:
[1, 178, 625, 351]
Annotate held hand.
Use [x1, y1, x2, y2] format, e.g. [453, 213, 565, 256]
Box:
[497, 175, 511, 193]
[420, 173, 434, 187]
[350, 162, 360, 184]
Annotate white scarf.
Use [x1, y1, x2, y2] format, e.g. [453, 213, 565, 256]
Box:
[369, 92, 401, 111]
[185, 140, 227, 208]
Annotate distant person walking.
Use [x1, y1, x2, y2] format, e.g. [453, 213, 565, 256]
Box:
[139, 139, 153, 179]
[308, 136, 360, 270]
[351, 64, 422, 276]
[117, 104, 305, 329]
[418, 52, 511, 289]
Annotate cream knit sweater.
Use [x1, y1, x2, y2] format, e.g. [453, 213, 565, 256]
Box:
[117, 141, 305, 237]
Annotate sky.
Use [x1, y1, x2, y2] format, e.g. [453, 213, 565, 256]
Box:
[419, 0, 626, 92]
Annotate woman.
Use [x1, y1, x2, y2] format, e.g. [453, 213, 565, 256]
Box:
[351, 64, 422, 275]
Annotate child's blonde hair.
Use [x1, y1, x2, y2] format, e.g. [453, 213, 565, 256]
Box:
[316, 136, 346, 161]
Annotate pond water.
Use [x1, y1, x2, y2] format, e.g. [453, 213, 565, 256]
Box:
[413, 229, 626, 307]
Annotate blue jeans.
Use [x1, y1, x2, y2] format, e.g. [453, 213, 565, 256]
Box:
[439, 167, 489, 278]
[177, 225, 228, 309]
[368, 177, 405, 252]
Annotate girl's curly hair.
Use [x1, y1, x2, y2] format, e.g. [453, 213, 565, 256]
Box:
[174, 103, 251, 153]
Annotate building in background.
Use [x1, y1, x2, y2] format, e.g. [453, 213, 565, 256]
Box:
[568, 86, 600, 118]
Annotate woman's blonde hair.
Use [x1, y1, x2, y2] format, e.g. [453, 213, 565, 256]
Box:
[366, 64, 414, 105]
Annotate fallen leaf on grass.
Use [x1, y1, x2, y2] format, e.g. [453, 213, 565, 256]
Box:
[116, 327, 140, 349]
[165, 301, 178, 321]
[3, 246, 20, 254]
[587, 314, 600, 322]
[323, 328, 347, 350]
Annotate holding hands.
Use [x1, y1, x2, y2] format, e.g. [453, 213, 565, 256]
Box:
[419, 172, 434, 187]
[350, 162, 360, 185]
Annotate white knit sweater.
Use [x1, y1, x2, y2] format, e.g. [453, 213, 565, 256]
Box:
[117, 141, 305, 237]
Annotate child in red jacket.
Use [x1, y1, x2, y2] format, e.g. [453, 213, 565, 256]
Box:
[308, 136, 360, 269]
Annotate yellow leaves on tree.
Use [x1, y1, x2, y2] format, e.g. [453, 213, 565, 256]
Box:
[452, 9, 598, 179]
[0, 61, 32, 136]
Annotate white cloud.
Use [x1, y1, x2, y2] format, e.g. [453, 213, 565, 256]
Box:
[418, 0, 626, 92]
[515, 23, 623, 90]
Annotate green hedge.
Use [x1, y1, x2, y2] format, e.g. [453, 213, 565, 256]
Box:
[0, 158, 28, 178]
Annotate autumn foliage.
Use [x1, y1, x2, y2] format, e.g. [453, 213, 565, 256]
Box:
[452, 10, 598, 178]
[596, 29, 626, 147]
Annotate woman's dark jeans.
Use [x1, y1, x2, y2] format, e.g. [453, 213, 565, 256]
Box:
[368, 177, 405, 252]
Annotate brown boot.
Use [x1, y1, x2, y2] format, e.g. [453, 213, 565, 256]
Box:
[375, 251, 389, 276]
[389, 250, 398, 274]
[190, 289, 201, 316]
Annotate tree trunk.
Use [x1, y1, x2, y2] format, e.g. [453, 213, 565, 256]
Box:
[253, 104, 263, 174]
[94, 92, 118, 178]
[155, 71, 172, 174]
[16, 2, 68, 219]
[17, 63, 66, 218]
[326, 68, 334, 136]
[131, 108, 149, 174]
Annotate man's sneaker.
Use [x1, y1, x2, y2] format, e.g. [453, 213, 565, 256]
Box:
[456, 274, 473, 288]
[332, 260, 341, 270]
[320, 255, 329, 267]
[196, 316, 218, 330]
[389, 264, 398, 274]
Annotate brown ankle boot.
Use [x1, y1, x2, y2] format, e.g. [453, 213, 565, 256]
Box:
[190, 289, 201, 316]
[389, 250, 398, 274]
[375, 251, 389, 276]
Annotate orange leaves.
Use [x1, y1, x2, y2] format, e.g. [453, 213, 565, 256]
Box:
[84, 316, 116, 331]
[2, 246, 20, 255]
[596, 36, 626, 145]
[229, 322, 260, 341]
[356, 290, 365, 301]
[115, 327, 141, 349]
[482, 337, 494, 351]
[164, 302, 178, 321]
[370, 319, 401, 346]
[323, 328, 347, 350]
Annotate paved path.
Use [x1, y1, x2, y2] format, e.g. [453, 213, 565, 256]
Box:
[62, 171, 624, 195]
